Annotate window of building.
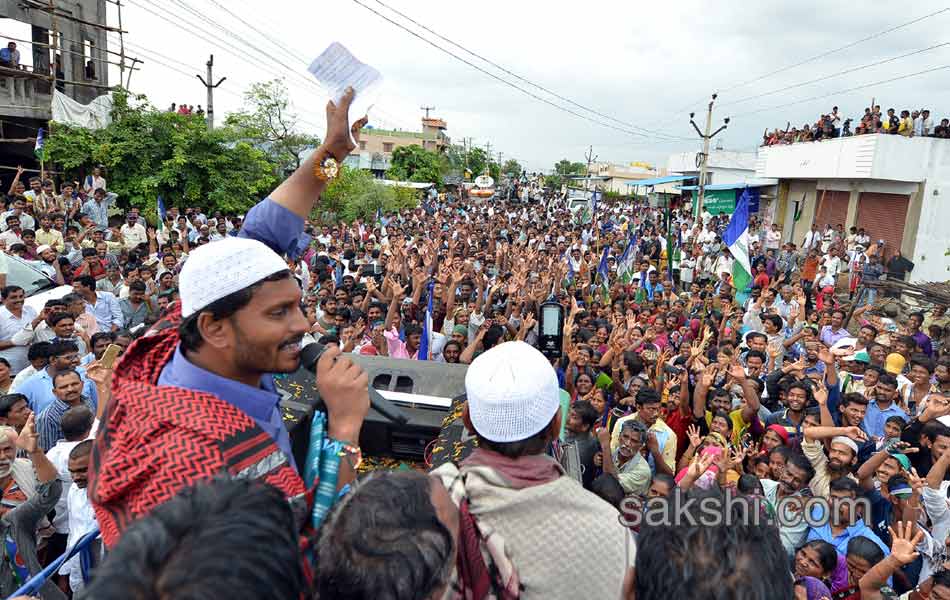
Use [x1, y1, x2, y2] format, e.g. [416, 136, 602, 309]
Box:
[359, 140, 366, 150]
[83, 40, 96, 79]
[383, 142, 394, 153]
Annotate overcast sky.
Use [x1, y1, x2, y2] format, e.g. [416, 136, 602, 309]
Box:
[88, 0, 950, 172]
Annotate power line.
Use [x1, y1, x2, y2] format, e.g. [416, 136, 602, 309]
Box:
[654, 8, 949, 126]
[721, 7, 950, 94]
[730, 64, 950, 119]
[350, 0, 681, 144]
[364, 0, 692, 142]
[194, 0, 415, 130]
[720, 42, 950, 107]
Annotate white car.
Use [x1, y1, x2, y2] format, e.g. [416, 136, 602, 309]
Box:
[5, 254, 73, 314]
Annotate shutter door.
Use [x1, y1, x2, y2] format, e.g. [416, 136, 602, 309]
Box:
[856, 192, 908, 254]
[814, 190, 849, 230]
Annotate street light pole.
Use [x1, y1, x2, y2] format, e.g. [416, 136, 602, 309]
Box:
[689, 94, 729, 221]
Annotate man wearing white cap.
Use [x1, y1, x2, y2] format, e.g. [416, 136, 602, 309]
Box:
[432, 340, 634, 599]
[89, 88, 372, 549]
[30, 244, 63, 283]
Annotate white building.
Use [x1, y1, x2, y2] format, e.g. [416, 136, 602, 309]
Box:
[755, 134, 950, 283]
[667, 149, 777, 217]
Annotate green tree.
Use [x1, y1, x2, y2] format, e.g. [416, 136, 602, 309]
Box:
[321, 165, 419, 222]
[546, 158, 587, 189]
[502, 159, 522, 179]
[46, 91, 276, 216]
[224, 79, 321, 176]
[386, 144, 446, 184]
[467, 147, 489, 177]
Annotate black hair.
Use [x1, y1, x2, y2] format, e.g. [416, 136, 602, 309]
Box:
[48, 311, 75, 328]
[829, 476, 860, 497]
[129, 280, 147, 293]
[910, 353, 935, 374]
[785, 452, 816, 486]
[710, 410, 734, 432]
[933, 570, 950, 591]
[636, 388, 661, 406]
[746, 332, 767, 344]
[0, 393, 27, 418]
[52, 368, 81, 388]
[590, 473, 625, 510]
[635, 487, 792, 600]
[74, 275, 97, 291]
[179, 270, 292, 353]
[884, 415, 906, 429]
[737, 473, 763, 495]
[745, 350, 767, 364]
[840, 392, 869, 407]
[315, 471, 452, 600]
[0, 285, 23, 299]
[48, 340, 79, 358]
[763, 314, 783, 331]
[82, 477, 305, 600]
[90, 332, 115, 349]
[797, 540, 839, 577]
[570, 400, 599, 430]
[860, 323, 879, 338]
[81, 247, 97, 258]
[876, 373, 898, 389]
[27, 341, 52, 361]
[61, 405, 94, 441]
[846, 535, 885, 566]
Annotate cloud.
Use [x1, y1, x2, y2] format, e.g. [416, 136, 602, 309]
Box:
[111, 0, 950, 173]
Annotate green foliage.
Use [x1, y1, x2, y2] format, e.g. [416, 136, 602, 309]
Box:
[467, 147, 489, 177]
[546, 158, 587, 189]
[223, 79, 320, 176]
[502, 159, 522, 178]
[46, 91, 276, 217]
[386, 144, 446, 184]
[321, 165, 418, 222]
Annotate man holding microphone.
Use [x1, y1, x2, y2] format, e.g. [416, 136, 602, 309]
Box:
[89, 89, 371, 547]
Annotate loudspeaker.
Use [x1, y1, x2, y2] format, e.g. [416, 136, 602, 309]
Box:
[277, 356, 467, 463]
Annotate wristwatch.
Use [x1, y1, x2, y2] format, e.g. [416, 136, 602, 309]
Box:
[312, 147, 340, 182]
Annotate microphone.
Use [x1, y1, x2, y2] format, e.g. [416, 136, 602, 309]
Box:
[299, 342, 409, 425]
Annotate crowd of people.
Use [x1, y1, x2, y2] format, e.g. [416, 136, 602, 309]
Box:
[166, 103, 205, 117]
[762, 105, 950, 145]
[0, 88, 946, 600]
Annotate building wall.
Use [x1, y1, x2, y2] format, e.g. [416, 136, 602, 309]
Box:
[760, 136, 950, 282]
[0, 0, 109, 118]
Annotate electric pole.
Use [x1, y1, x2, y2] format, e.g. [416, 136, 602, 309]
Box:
[197, 55, 227, 131]
[584, 145, 598, 194]
[420, 105, 435, 119]
[689, 94, 729, 221]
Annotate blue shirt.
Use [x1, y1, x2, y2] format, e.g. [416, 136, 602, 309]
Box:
[36, 396, 97, 452]
[158, 347, 295, 469]
[81, 197, 112, 229]
[863, 400, 908, 440]
[19, 367, 98, 414]
[86, 291, 123, 331]
[806, 511, 890, 557]
[158, 197, 303, 467]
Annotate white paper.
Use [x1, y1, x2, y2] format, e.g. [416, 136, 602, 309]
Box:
[308, 42, 382, 104]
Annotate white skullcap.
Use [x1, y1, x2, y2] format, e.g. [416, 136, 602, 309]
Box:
[465, 340, 560, 443]
[179, 237, 288, 318]
[831, 436, 859, 454]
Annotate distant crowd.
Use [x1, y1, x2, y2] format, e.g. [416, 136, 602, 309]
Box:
[166, 103, 205, 117]
[762, 105, 950, 146]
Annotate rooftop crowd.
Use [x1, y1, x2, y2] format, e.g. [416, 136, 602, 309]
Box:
[762, 105, 950, 145]
[0, 90, 944, 600]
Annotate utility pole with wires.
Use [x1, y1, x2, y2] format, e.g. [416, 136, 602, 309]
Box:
[689, 94, 729, 221]
[196, 54, 226, 130]
[420, 105, 435, 119]
[584, 145, 597, 194]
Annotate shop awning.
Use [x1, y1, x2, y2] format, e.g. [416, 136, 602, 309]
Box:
[677, 178, 777, 191]
[624, 174, 695, 186]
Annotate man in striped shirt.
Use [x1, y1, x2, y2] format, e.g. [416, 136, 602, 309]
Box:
[36, 369, 96, 452]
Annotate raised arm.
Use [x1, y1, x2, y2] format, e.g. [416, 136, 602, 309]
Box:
[269, 89, 367, 220]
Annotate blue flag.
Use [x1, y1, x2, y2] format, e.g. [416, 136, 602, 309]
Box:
[418, 280, 434, 360]
[34, 128, 45, 161]
[596, 246, 610, 297]
[156, 195, 166, 232]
